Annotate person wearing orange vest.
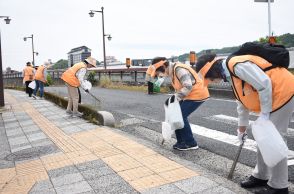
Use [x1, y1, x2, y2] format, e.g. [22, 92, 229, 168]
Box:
[22, 62, 35, 97]
[197, 53, 294, 194]
[32, 62, 49, 99]
[145, 61, 167, 94]
[153, 57, 209, 151]
[61, 57, 96, 118]
[145, 64, 156, 94]
[195, 54, 224, 88]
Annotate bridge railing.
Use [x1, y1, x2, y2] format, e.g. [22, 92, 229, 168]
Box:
[3, 68, 231, 89]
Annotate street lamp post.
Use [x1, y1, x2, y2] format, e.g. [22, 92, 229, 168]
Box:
[89, 7, 112, 69]
[254, 0, 274, 37]
[0, 16, 11, 107]
[23, 34, 38, 67]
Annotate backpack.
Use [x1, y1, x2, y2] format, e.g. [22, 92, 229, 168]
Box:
[226, 42, 290, 69]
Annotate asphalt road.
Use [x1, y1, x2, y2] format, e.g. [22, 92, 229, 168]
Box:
[46, 86, 253, 137]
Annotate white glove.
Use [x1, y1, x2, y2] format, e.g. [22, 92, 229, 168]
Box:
[83, 80, 92, 91]
[154, 77, 165, 87]
[174, 93, 182, 101]
[237, 129, 248, 144]
[256, 112, 270, 122]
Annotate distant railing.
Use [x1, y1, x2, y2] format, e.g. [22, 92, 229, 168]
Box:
[3, 68, 149, 85]
[45, 68, 148, 84]
[3, 67, 232, 89]
[3, 72, 22, 78]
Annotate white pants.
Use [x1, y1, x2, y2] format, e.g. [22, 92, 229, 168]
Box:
[253, 96, 294, 189]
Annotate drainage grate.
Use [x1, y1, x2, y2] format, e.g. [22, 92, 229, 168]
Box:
[5, 145, 58, 161]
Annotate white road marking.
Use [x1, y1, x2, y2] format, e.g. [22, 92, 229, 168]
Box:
[120, 118, 145, 127]
[209, 97, 236, 103]
[190, 123, 257, 152]
[205, 114, 294, 132]
[190, 123, 294, 164]
[250, 112, 259, 116]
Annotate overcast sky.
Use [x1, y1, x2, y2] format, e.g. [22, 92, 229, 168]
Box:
[1, 0, 293, 71]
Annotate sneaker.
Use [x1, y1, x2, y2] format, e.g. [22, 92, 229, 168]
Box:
[32, 95, 37, 100]
[175, 143, 199, 151]
[66, 110, 73, 114]
[173, 143, 180, 150]
[72, 112, 83, 118]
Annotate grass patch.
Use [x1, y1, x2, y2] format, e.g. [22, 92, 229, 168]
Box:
[5, 86, 25, 91]
[4, 86, 101, 125]
[44, 92, 101, 124]
[101, 82, 173, 93]
[98, 76, 112, 88]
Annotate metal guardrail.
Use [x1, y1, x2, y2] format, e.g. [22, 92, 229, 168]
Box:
[3, 72, 22, 78]
[3, 68, 231, 89]
[3, 68, 149, 84]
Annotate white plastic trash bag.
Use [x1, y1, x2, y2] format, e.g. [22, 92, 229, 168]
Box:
[28, 81, 36, 90]
[165, 95, 184, 129]
[252, 119, 288, 167]
[162, 121, 173, 141]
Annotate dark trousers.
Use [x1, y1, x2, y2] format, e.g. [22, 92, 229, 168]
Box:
[175, 100, 204, 146]
[78, 87, 81, 103]
[147, 81, 154, 94]
[25, 81, 33, 97]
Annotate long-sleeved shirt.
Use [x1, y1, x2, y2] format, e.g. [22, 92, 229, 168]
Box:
[168, 63, 196, 99]
[43, 68, 48, 81]
[222, 60, 272, 126]
[76, 67, 88, 90]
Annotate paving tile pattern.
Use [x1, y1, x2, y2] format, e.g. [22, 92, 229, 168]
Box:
[0, 90, 236, 194]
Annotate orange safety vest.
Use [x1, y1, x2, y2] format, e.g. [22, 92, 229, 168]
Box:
[35, 65, 46, 83]
[146, 65, 155, 76]
[61, 62, 86, 87]
[23, 66, 34, 81]
[227, 55, 294, 113]
[172, 63, 209, 101]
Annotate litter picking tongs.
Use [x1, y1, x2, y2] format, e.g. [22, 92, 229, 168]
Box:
[227, 140, 245, 180]
[82, 89, 101, 104]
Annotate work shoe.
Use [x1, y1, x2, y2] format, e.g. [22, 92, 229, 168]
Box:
[240, 176, 268, 188]
[175, 143, 199, 151]
[72, 112, 83, 118]
[255, 186, 288, 194]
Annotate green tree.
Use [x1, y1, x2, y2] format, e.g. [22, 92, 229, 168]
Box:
[51, 59, 69, 69]
[279, 33, 294, 47]
[258, 36, 282, 44]
[87, 71, 97, 86]
[46, 74, 53, 86]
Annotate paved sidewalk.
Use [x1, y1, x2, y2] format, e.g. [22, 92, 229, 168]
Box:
[0, 90, 244, 194]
